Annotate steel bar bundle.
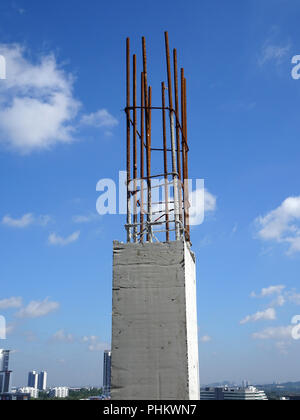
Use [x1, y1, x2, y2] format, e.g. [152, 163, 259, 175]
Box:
[125, 32, 191, 243]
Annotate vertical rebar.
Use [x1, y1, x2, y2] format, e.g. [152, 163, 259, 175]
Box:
[173, 49, 182, 182]
[164, 31, 180, 240]
[126, 38, 131, 243]
[140, 72, 145, 242]
[133, 54, 138, 242]
[184, 76, 190, 240]
[142, 37, 152, 242]
[162, 82, 170, 242]
[173, 48, 183, 233]
[142, 37, 148, 114]
[125, 33, 190, 243]
[147, 85, 153, 242]
[180, 68, 186, 236]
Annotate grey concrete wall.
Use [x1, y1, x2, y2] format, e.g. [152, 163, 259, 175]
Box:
[111, 240, 199, 400]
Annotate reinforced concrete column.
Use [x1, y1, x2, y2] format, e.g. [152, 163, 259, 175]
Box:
[111, 240, 199, 400]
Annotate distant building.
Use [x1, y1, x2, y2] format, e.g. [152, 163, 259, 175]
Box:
[38, 371, 47, 391]
[0, 392, 30, 401]
[28, 371, 38, 389]
[242, 380, 250, 388]
[19, 387, 39, 399]
[200, 386, 268, 400]
[0, 349, 12, 393]
[103, 350, 111, 396]
[49, 387, 69, 398]
[0, 350, 9, 371]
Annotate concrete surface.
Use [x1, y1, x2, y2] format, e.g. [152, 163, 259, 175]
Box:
[111, 240, 200, 400]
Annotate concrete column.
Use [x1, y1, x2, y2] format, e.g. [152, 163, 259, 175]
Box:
[111, 240, 199, 400]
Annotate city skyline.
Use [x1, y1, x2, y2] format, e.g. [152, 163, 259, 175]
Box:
[1, 0, 300, 387]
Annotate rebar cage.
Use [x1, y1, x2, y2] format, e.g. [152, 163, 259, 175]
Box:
[125, 32, 191, 244]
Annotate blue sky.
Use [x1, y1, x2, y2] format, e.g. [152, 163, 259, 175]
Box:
[1, 0, 300, 387]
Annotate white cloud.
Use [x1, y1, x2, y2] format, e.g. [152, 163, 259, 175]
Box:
[81, 335, 108, 352]
[250, 285, 286, 298]
[271, 295, 286, 307]
[16, 298, 59, 319]
[0, 44, 80, 153]
[80, 109, 118, 129]
[285, 236, 300, 254]
[252, 325, 292, 340]
[2, 213, 51, 228]
[0, 45, 118, 154]
[240, 308, 276, 325]
[288, 292, 300, 305]
[255, 196, 300, 254]
[0, 94, 78, 153]
[256, 197, 300, 240]
[0, 297, 23, 309]
[261, 285, 286, 297]
[72, 213, 100, 224]
[249, 286, 300, 310]
[88, 341, 108, 352]
[0, 320, 5, 340]
[48, 231, 80, 246]
[189, 188, 217, 226]
[2, 213, 34, 228]
[258, 42, 291, 66]
[52, 329, 74, 343]
[248, 285, 286, 319]
[200, 335, 212, 343]
[204, 189, 217, 212]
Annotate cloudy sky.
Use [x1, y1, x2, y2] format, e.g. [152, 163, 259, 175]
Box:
[1, 0, 300, 387]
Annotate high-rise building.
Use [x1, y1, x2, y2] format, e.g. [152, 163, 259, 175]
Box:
[103, 350, 111, 396]
[28, 371, 38, 389]
[200, 386, 268, 400]
[38, 371, 47, 391]
[0, 349, 12, 393]
[0, 350, 9, 371]
[242, 379, 250, 388]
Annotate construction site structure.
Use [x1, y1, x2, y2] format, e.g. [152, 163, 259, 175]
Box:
[124, 32, 190, 245]
[111, 32, 200, 400]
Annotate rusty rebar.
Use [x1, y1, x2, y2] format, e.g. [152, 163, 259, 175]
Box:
[126, 38, 131, 243]
[147, 85, 153, 242]
[173, 49, 181, 182]
[181, 68, 189, 240]
[142, 37, 153, 242]
[162, 82, 170, 242]
[164, 31, 180, 240]
[173, 48, 183, 231]
[125, 33, 191, 244]
[142, 37, 149, 132]
[133, 54, 138, 242]
[140, 72, 145, 242]
[184, 76, 190, 239]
